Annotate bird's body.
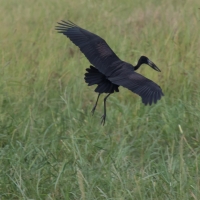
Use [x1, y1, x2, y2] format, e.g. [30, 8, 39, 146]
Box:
[56, 20, 164, 125]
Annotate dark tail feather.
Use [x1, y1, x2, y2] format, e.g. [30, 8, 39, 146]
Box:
[84, 66, 105, 85]
[84, 66, 119, 93]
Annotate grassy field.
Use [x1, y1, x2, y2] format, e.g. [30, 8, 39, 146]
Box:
[1, 0, 200, 199]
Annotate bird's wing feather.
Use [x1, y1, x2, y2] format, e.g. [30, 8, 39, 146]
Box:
[108, 72, 164, 105]
[55, 20, 120, 75]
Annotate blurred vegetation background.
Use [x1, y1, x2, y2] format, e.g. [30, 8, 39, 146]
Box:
[0, 0, 200, 199]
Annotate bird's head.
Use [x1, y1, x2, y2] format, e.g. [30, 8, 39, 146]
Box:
[135, 56, 161, 72]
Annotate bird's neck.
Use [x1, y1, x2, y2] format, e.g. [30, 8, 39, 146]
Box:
[134, 61, 141, 71]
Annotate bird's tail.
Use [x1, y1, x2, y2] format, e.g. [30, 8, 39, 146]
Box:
[84, 66, 105, 86]
[84, 66, 119, 93]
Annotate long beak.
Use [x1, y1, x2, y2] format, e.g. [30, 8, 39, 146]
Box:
[147, 59, 161, 72]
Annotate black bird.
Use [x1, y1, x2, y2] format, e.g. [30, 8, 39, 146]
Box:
[56, 20, 164, 125]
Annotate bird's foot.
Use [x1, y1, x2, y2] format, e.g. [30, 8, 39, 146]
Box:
[100, 114, 106, 126]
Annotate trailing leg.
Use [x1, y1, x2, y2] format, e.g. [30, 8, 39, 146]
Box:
[101, 93, 111, 125]
[91, 93, 101, 115]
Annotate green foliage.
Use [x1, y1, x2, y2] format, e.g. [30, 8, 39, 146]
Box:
[0, 0, 200, 199]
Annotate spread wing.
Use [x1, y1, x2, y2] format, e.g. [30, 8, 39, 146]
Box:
[109, 71, 164, 105]
[55, 20, 120, 75]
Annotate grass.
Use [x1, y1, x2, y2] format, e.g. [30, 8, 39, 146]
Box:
[0, 0, 200, 199]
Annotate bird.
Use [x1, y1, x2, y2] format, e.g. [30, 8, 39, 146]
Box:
[55, 20, 164, 125]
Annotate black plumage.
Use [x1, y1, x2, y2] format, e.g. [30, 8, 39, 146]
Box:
[56, 20, 164, 125]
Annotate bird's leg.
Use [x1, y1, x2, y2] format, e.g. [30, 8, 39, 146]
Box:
[91, 93, 101, 115]
[101, 93, 111, 126]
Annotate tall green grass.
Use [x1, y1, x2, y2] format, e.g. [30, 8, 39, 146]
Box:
[0, 0, 200, 199]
